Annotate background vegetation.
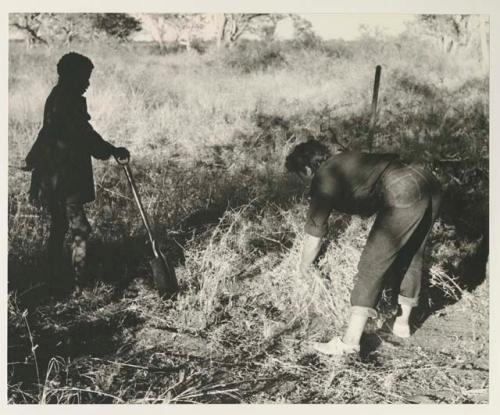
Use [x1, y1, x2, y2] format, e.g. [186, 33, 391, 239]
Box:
[8, 13, 489, 403]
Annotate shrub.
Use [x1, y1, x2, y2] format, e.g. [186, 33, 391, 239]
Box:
[222, 40, 287, 73]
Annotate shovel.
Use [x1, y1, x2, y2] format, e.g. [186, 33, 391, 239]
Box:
[116, 156, 178, 298]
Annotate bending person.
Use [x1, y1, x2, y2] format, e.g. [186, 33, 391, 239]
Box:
[285, 140, 442, 355]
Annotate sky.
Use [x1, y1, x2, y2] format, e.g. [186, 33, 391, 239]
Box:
[273, 14, 416, 40]
[295, 14, 415, 40]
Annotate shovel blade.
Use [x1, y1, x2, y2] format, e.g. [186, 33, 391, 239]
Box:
[150, 253, 178, 298]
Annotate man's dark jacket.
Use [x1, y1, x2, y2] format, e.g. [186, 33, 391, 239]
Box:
[26, 85, 115, 205]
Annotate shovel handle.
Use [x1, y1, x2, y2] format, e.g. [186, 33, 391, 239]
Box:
[117, 159, 159, 258]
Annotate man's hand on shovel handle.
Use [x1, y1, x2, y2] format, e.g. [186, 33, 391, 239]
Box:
[114, 147, 130, 165]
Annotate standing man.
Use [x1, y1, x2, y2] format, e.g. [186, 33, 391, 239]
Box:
[24, 52, 130, 295]
[285, 140, 442, 355]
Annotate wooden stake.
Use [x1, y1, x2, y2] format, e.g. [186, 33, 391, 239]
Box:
[368, 65, 382, 152]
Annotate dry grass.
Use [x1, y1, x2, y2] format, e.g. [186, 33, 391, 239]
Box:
[8, 37, 489, 403]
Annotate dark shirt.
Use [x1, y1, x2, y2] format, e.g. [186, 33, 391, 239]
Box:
[26, 85, 116, 205]
[304, 152, 398, 237]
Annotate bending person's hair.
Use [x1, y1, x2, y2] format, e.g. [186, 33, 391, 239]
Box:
[285, 139, 332, 176]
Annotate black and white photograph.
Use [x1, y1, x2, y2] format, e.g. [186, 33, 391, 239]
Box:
[4, 0, 496, 407]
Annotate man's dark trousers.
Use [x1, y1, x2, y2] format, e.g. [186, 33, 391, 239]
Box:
[350, 163, 442, 316]
[47, 194, 91, 286]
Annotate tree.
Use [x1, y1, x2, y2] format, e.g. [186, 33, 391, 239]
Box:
[414, 14, 488, 55]
[479, 15, 489, 73]
[139, 14, 178, 51]
[93, 14, 142, 42]
[9, 13, 49, 47]
[10, 13, 142, 46]
[162, 14, 208, 52]
[138, 13, 286, 52]
[48, 13, 96, 45]
[289, 14, 321, 47]
[217, 14, 284, 47]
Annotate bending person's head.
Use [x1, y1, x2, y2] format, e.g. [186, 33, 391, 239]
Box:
[285, 139, 332, 178]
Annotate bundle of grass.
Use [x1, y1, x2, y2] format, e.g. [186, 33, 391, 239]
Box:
[263, 213, 371, 341]
[168, 199, 373, 344]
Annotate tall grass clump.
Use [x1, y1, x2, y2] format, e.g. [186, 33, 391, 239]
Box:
[170, 203, 376, 343]
[220, 40, 287, 73]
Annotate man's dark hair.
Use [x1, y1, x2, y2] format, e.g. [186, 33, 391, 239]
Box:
[285, 139, 332, 175]
[57, 52, 94, 80]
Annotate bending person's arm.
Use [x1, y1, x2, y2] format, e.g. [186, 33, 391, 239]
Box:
[300, 233, 323, 275]
[299, 183, 334, 276]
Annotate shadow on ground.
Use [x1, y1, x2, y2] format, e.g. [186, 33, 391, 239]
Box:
[414, 231, 488, 328]
[8, 234, 154, 306]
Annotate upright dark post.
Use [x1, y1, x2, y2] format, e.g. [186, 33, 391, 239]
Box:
[368, 65, 382, 152]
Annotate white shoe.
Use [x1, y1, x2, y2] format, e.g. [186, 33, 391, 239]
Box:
[312, 336, 360, 356]
[392, 321, 411, 338]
